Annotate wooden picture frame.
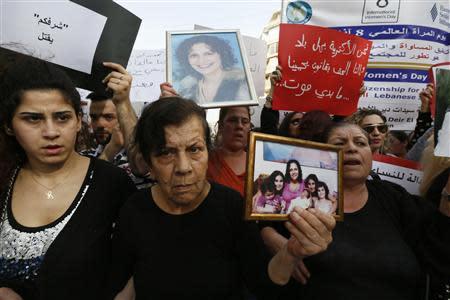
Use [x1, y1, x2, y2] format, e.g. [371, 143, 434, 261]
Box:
[166, 29, 258, 109]
[245, 132, 344, 221]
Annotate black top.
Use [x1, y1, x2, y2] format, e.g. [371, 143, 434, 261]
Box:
[0, 158, 137, 300]
[271, 180, 450, 300]
[108, 182, 277, 300]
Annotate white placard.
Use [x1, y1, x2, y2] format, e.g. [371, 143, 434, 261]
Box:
[126, 49, 166, 102]
[1, 1, 107, 74]
[372, 155, 423, 195]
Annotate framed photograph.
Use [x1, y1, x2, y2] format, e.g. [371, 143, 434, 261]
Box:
[166, 29, 258, 108]
[245, 132, 344, 221]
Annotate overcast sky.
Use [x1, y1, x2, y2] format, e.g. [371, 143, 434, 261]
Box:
[116, 0, 280, 49]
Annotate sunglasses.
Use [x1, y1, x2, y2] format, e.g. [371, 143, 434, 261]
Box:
[362, 124, 388, 134]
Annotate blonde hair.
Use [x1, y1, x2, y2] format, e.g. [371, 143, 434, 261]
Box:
[419, 134, 450, 196]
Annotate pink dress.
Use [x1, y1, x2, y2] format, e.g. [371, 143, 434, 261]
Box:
[282, 181, 305, 207]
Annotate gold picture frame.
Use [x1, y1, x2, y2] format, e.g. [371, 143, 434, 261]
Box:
[245, 132, 344, 221]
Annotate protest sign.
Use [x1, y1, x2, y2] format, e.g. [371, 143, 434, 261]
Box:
[126, 49, 166, 103]
[281, 0, 450, 129]
[372, 154, 423, 195]
[273, 24, 372, 115]
[430, 63, 450, 157]
[0, 0, 141, 91]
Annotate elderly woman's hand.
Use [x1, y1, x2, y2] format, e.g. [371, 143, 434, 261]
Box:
[268, 66, 282, 98]
[268, 207, 335, 285]
[285, 207, 335, 258]
[160, 82, 179, 98]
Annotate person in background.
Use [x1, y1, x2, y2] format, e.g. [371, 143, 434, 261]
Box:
[207, 106, 251, 197]
[419, 137, 450, 297]
[261, 66, 304, 137]
[0, 57, 136, 300]
[264, 122, 450, 300]
[345, 108, 388, 154]
[407, 83, 434, 150]
[81, 63, 152, 189]
[405, 84, 434, 161]
[385, 130, 409, 158]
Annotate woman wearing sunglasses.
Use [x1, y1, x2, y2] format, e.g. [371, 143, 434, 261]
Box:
[346, 108, 389, 154]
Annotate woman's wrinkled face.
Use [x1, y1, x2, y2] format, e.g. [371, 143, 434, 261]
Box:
[220, 107, 251, 152]
[149, 116, 209, 211]
[188, 43, 222, 76]
[318, 186, 326, 199]
[327, 125, 372, 184]
[274, 175, 284, 191]
[307, 179, 316, 192]
[289, 162, 299, 181]
[360, 114, 387, 153]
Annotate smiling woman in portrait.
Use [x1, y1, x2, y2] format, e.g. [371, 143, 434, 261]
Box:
[174, 34, 251, 104]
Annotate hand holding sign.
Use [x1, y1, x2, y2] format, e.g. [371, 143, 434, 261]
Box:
[102, 62, 132, 106]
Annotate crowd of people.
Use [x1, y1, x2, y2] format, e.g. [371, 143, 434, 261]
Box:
[0, 50, 449, 300]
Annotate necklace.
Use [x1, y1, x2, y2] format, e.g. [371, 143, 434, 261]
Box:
[29, 169, 74, 200]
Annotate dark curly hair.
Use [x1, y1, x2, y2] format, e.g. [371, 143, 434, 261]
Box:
[269, 170, 285, 195]
[278, 111, 304, 138]
[176, 35, 237, 79]
[285, 159, 303, 183]
[345, 108, 387, 126]
[134, 97, 211, 164]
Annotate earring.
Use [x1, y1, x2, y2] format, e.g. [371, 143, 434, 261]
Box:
[5, 127, 14, 136]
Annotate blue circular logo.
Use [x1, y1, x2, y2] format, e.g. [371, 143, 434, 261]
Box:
[286, 1, 312, 24]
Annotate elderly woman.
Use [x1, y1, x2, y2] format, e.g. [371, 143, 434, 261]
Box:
[175, 35, 250, 104]
[268, 122, 450, 299]
[107, 97, 335, 299]
[159, 83, 250, 196]
[346, 108, 389, 154]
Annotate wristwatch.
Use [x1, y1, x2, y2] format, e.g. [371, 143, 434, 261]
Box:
[442, 188, 450, 201]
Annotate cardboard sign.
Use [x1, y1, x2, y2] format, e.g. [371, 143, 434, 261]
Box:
[273, 24, 372, 115]
[0, 0, 141, 92]
[126, 49, 166, 103]
[372, 154, 423, 195]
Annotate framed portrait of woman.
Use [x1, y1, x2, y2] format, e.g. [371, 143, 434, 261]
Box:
[166, 29, 258, 108]
[245, 132, 344, 221]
